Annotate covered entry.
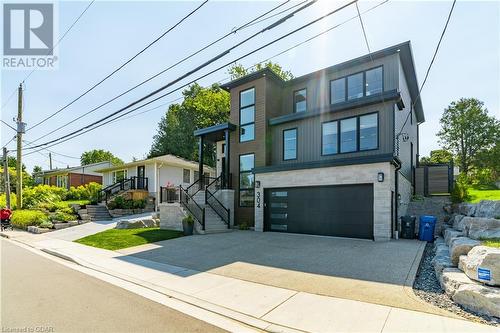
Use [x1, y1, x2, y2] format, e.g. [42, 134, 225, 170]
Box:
[264, 184, 374, 239]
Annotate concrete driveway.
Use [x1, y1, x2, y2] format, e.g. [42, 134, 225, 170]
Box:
[118, 231, 447, 316]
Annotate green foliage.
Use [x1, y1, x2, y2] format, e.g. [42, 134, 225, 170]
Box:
[80, 149, 123, 166]
[451, 174, 470, 204]
[107, 196, 145, 210]
[50, 211, 77, 222]
[22, 185, 66, 209]
[33, 165, 42, 174]
[437, 98, 499, 175]
[419, 149, 453, 165]
[38, 220, 54, 229]
[0, 193, 16, 209]
[0, 166, 33, 194]
[480, 238, 500, 248]
[228, 61, 294, 81]
[75, 228, 183, 250]
[238, 222, 250, 230]
[11, 210, 49, 229]
[467, 187, 500, 203]
[65, 182, 102, 201]
[182, 214, 194, 225]
[149, 83, 230, 166]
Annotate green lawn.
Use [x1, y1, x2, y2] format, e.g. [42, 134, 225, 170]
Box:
[75, 228, 183, 250]
[60, 200, 91, 206]
[481, 238, 500, 248]
[466, 188, 500, 203]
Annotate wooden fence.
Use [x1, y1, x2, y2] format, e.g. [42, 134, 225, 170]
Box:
[415, 163, 454, 196]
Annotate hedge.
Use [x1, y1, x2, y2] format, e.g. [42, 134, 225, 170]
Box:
[11, 210, 49, 230]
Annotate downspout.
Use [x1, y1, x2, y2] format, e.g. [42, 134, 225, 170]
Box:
[393, 158, 402, 239]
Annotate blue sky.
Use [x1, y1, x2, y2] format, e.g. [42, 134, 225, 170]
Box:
[1, 0, 499, 172]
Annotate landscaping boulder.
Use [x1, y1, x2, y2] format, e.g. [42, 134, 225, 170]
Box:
[439, 268, 475, 296]
[444, 228, 463, 246]
[452, 284, 500, 318]
[458, 203, 476, 216]
[466, 217, 500, 240]
[115, 220, 146, 229]
[53, 222, 70, 230]
[27, 226, 50, 234]
[459, 246, 500, 286]
[452, 215, 466, 230]
[474, 200, 500, 219]
[449, 237, 481, 266]
[141, 218, 159, 228]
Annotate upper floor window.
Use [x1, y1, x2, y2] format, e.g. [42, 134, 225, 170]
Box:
[283, 128, 297, 160]
[365, 67, 383, 96]
[294, 89, 307, 113]
[331, 78, 346, 104]
[359, 113, 378, 150]
[240, 88, 255, 142]
[239, 153, 255, 207]
[347, 72, 364, 100]
[330, 66, 384, 104]
[322, 121, 338, 155]
[340, 118, 357, 153]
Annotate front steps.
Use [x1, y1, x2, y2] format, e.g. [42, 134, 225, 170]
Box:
[86, 205, 113, 221]
[190, 191, 231, 235]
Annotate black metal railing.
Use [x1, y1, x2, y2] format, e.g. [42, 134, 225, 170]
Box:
[179, 185, 205, 230]
[99, 177, 148, 203]
[205, 176, 230, 228]
[159, 187, 179, 203]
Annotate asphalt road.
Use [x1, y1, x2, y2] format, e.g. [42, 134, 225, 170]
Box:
[0, 239, 227, 333]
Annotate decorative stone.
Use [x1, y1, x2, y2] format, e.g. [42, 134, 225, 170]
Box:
[466, 217, 500, 240]
[459, 246, 500, 286]
[141, 218, 158, 228]
[53, 222, 70, 230]
[452, 284, 500, 318]
[68, 220, 78, 227]
[458, 203, 476, 216]
[474, 200, 500, 219]
[452, 215, 466, 230]
[439, 268, 475, 296]
[115, 220, 146, 229]
[444, 228, 463, 246]
[433, 253, 455, 274]
[27, 226, 50, 234]
[449, 237, 481, 265]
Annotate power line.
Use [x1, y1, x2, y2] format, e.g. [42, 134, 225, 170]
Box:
[25, 0, 321, 149]
[396, 0, 456, 137]
[28, 0, 296, 143]
[27, 0, 208, 132]
[1, 88, 17, 112]
[23, 139, 80, 160]
[2, 136, 16, 150]
[24, 0, 359, 152]
[1, 120, 16, 132]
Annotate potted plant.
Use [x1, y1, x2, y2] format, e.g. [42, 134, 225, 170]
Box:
[182, 215, 194, 236]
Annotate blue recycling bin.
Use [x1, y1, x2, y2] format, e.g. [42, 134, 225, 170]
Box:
[418, 215, 437, 242]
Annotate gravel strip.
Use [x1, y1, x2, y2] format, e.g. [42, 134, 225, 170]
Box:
[413, 242, 499, 327]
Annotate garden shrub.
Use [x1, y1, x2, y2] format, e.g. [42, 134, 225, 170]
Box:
[22, 185, 66, 209]
[50, 211, 77, 222]
[64, 182, 102, 201]
[451, 174, 470, 203]
[107, 197, 146, 210]
[11, 210, 49, 229]
[38, 220, 54, 229]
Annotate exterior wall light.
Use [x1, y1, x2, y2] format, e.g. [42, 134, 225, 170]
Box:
[255, 180, 261, 188]
[377, 172, 384, 182]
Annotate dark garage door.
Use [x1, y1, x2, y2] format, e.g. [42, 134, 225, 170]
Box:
[264, 184, 374, 239]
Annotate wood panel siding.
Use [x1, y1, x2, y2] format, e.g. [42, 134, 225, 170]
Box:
[69, 173, 103, 187]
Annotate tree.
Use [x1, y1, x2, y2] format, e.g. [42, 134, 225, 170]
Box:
[437, 98, 499, 175]
[80, 149, 123, 166]
[419, 149, 453, 165]
[0, 156, 26, 171]
[33, 165, 42, 174]
[149, 83, 230, 166]
[228, 61, 294, 81]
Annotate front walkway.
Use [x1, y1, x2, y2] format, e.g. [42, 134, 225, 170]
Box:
[1, 232, 495, 333]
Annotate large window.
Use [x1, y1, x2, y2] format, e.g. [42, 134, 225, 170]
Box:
[347, 72, 364, 100]
[294, 89, 307, 113]
[340, 118, 357, 153]
[283, 128, 297, 160]
[331, 66, 383, 104]
[365, 67, 383, 96]
[112, 169, 128, 183]
[331, 78, 346, 104]
[183, 169, 190, 183]
[56, 175, 68, 188]
[359, 113, 378, 150]
[322, 121, 338, 155]
[239, 154, 255, 207]
[240, 88, 255, 142]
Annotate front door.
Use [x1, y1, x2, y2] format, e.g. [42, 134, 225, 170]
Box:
[137, 165, 145, 189]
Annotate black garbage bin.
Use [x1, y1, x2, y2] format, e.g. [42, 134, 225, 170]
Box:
[400, 215, 416, 239]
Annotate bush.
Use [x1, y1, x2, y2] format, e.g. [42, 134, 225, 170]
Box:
[64, 182, 102, 201]
[0, 193, 16, 209]
[50, 211, 77, 222]
[107, 196, 145, 210]
[451, 174, 470, 203]
[38, 220, 54, 229]
[11, 210, 49, 229]
[22, 185, 66, 209]
[469, 168, 497, 188]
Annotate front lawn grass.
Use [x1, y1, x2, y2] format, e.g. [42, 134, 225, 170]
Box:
[481, 238, 500, 248]
[75, 228, 183, 250]
[466, 188, 500, 203]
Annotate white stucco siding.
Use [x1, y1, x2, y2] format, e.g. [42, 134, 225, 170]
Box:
[254, 162, 396, 241]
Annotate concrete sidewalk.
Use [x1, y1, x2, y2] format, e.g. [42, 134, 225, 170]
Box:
[3, 233, 497, 333]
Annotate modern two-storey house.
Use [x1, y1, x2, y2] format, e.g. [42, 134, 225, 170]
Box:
[193, 41, 423, 241]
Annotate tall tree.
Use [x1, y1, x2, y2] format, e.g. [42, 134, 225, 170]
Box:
[149, 83, 230, 166]
[80, 149, 123, 166]
[419, 149, 453, 165]
[228, 61, 294, 81]
[437, 98, 499, 174]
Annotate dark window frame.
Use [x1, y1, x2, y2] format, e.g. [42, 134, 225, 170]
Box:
[293, 88, 307, 113]
[329, 66, 384, 105]
[282, 127, 298, 161]
[182, 169, 190, 183]
[239, 87, 256, 143]
[239, 153, 255, 207]
[340, 117, 358, 153]
[320, 111, 380, 156]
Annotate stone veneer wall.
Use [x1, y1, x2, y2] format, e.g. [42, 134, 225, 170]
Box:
[406, 196, 451, 236]
[254, 162, 395, 241]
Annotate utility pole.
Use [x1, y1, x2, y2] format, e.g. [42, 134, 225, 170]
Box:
[3, 147, 11, 209]
[16, 83, 24, 209]
[49, 152, 52, 170]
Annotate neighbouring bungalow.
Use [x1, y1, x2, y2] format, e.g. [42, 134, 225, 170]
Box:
[36, 161, 112, 189]
[95, 154, 214, 208]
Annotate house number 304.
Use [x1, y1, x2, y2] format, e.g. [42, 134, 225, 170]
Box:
[256, 192, 261, 208]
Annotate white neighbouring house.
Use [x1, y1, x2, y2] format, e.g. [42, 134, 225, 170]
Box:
[96, 154, 214, 209]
